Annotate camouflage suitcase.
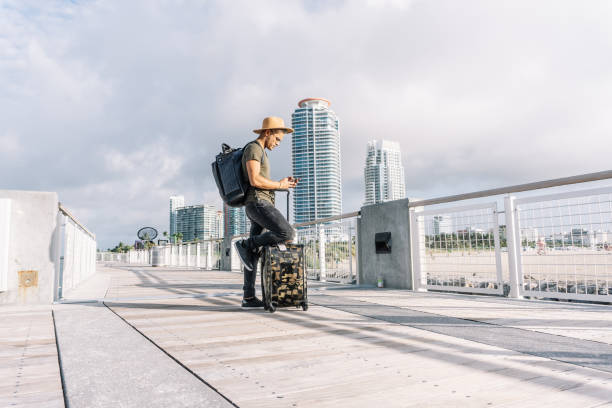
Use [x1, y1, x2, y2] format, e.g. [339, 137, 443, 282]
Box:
[260, 243, 308, 313]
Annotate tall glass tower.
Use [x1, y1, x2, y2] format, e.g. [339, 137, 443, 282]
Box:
[291, 98, 342, 224]
[364, 140, 406, 205]
[223, 204, 251, 237]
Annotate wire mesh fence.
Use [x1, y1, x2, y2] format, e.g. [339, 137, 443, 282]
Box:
[412, 203, 503, 295]
[515, 187, 612, 301]
[296, 217, 358, 283]
[410, 184, 612, 302]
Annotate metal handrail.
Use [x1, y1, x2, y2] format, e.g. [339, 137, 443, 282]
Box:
[230, 170, 611, 237]
[408, 169, 612, 208]
[58, 203, 96, 239]
[228, 211, 362, 241]
[228, 187, 360, 240]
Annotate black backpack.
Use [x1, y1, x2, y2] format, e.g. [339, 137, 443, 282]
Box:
[212, 143, 253, 207]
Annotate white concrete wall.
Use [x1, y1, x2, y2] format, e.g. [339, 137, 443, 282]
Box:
[59, 215, 97, 297]
[0, 199, 11, 292]
[0, 190, 60, 304]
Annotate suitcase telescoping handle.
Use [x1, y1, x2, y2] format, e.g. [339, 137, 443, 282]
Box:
[274, 189, 291, 223]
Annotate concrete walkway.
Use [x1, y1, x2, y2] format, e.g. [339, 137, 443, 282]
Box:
[2, 264, 612, 407]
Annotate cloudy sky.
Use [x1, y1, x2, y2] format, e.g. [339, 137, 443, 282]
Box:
[2, 0, 612, 249]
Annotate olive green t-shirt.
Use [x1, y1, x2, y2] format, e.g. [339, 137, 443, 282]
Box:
[242, 141, 275, 204]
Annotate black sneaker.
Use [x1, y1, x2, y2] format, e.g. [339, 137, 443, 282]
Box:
[235, 239, 254, 271]
[241, 297, 265, 308]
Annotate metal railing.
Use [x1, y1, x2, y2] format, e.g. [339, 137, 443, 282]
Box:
[295, 216, 359, 283]
[410, 170, 612, 302]
[97, 239, 223, 270]
[226, 191, 361, 282]
[227, 212, 360, 282]
[511, 187, 612, 301]
[411, 203, 503, 295]
[95, 169, 612, 303]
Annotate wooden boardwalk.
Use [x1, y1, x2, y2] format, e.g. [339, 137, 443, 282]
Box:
[0, 305, 64, 408]
[2, 264, 612, 407]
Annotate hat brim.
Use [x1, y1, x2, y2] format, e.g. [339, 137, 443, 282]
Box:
[253, 127, 294, 134]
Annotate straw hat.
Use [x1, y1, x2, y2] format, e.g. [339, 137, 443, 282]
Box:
[253, 116, 294, 134]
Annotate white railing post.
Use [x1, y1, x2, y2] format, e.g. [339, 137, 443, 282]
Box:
[409, 206, 427, 292]
[505, 196, 522, 298]
[492, 204, 504, 292]
[52, 211, 63, 301]
[319, 227, 326, 281]
[186, 244, 191, 267]
[355, 218, 360, 285]
[196, 243, 201, 268]
[207, 241, 213, 270]
[178, 244, 184, 266]
[348, 221, 353, 281]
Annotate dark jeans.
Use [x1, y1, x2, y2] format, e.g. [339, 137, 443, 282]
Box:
[242, 200, 295, 298]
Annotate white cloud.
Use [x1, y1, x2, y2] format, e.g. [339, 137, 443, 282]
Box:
[2, 0, 612, 249]
[0, 131, 21, 155]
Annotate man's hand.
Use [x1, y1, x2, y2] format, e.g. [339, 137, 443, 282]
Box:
[279, 177, 299, 189]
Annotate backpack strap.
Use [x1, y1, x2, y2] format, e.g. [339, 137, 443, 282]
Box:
[243, 140, 266, 162]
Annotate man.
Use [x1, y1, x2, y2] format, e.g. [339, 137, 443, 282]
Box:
[235, 116, 298, 308]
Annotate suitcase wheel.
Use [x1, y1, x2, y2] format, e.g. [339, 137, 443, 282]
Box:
[301, 302, 308, 311]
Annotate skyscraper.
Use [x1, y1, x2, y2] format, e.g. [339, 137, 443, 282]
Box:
[175, 204, 222, 241]
[169, 195, 185, 242]
[291, 98, 342, 224]
[215, 210, 224, 239]
[364, 140, 406, 205]
[223, 204, 251, 237]
[433, 215, 452, 235]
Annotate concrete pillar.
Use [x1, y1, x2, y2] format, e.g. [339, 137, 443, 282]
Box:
[221, 236, 232, 271]
[358, 198, 414, 289]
